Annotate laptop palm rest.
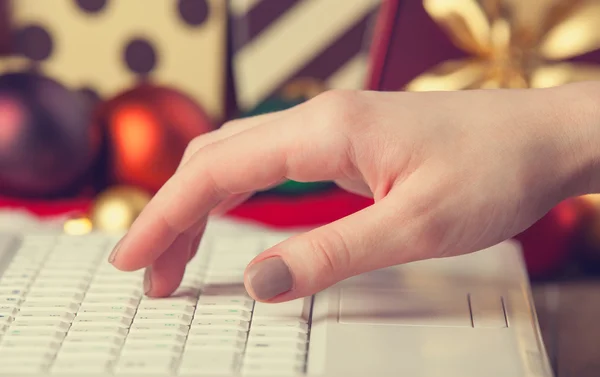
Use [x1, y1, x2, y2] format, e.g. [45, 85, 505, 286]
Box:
[339, 287, 507, 328]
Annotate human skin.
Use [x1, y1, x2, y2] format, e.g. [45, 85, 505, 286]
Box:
[108, 82, 600, 303]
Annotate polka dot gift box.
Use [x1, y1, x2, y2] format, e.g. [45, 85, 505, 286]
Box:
[1, 0, 226, 120]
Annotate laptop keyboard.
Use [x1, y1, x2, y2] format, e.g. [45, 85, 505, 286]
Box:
[0, 232, 313, 375]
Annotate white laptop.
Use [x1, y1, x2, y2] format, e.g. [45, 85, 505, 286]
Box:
[0, 217, 552, 377]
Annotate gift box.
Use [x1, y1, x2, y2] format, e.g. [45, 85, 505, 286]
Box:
[230, 0, 384, 112]
[379, 0, 600, 91]
[0, 0, 9, 55]
[1, 0, 227, 120]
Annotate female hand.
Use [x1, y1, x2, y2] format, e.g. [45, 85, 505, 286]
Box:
[108, 82, 600, 302]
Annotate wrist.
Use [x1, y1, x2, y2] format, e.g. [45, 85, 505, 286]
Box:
[546, 81, 600, 198]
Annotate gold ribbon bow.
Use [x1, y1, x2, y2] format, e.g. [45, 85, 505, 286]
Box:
[406, 0, 600, 91]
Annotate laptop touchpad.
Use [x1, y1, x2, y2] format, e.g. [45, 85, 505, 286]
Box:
[338, 288, 472, 327]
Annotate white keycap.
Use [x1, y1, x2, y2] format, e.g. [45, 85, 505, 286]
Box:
[244, 352, 306, 363]
[121, 343, 183, 354]
[188, 328, 247, 340]
[192, 318, 250, 330]
[129, 323, 189, 334]
[30, 281, 89, 290]
[245, 341, 307, 355]
[133, 313, 192, 324]
[126, 332, 186, 343]
[197, 295, 254, 310]
[0, 361, 49, 373]
[78, 305, 136, 316]
[4, 327, 65, 336]
[1, 337, 62, 349]
[15, 312, 75, 322]
[137, 303, 195, 313]
[58, 343, 120, 355]
[115, 355, 178, 374]
[194, 308, 252, 321]
[0, 288, 26, 297]
[140, 296, 197, 306]
[73, 315, 132, 327]
[179, 350, 240, 374]
[63, 335, 124, 346]
[68, 325, 128, 336]
[251, 321, 309, 332]
[248, 329, 308, 342]
[184, 337, 246, 350]
[241, 363, 304, 375]
[20, 302, 80, 312]
[10, 319, 71, 331]
[52, 357, 114, 373]
[80, 297, 140, 306]
[25, 292, 84, 302]
[252, 298, 310, 323]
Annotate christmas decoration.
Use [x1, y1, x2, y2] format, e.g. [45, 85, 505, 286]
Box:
[570, 194, 600, 274]
[230, 0, 383, 111]
[0, 71, 101, 198]
[515, 199, 582, 280]
[98, 83, 215, 193]
[4, 0, 227, 119]
[90, 185, 151, 233]
[406, 0, 600, 91]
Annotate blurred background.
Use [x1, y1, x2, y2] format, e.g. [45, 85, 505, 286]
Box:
[1, 0, 600, 375]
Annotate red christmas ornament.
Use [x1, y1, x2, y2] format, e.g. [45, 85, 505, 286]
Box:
[515, 199, 582, 280]
[97, 84, 215, 193]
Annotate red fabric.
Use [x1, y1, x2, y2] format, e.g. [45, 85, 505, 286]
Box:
[0, 187, 373, 227]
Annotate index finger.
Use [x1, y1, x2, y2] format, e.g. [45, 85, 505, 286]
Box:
[110, 109, 351, 271]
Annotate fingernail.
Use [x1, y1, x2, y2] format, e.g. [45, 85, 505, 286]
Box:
[108, 239, 123, 264]
[143, 268, 152, 295]
[246, 257, 293, 300]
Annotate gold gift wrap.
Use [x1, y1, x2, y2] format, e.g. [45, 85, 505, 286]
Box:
[230, 0, 383, 111]
[406, 0, 600, 91]
[1, 0, 226, 119]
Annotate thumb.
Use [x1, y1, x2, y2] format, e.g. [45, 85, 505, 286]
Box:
[243, 195, 425, 302]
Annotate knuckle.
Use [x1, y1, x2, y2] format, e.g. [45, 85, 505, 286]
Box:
[311, 89, 364, 130]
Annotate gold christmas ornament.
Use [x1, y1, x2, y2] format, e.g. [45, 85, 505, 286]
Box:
[90, 186, 152, 233]
[63, 215, 93, 235]
[406, 0, 600, 91]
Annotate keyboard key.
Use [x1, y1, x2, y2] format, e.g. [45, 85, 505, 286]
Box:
[133, 313, 192, 324]
[115, 355, 179, 374]
[129, 323, 189, 334]
[179, 351, 241, 375]
[20, 302, 80, 313]
[15, 311, 75, 322]
[77, 305, 136, 316]
[126, 332, 186, 343]
[194, 308, 252, 321]
[68, 325, 128, 336]
[184, 337, 246, 351]
[137, 305, 195, 316]
[252, 298, 310, 323]
[73, 315, 132, 327]
[188, 328, 247, 340]
[192, 318, 250, 330]
[10, 319, 71, 331]
[241, 362, 304, 375]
